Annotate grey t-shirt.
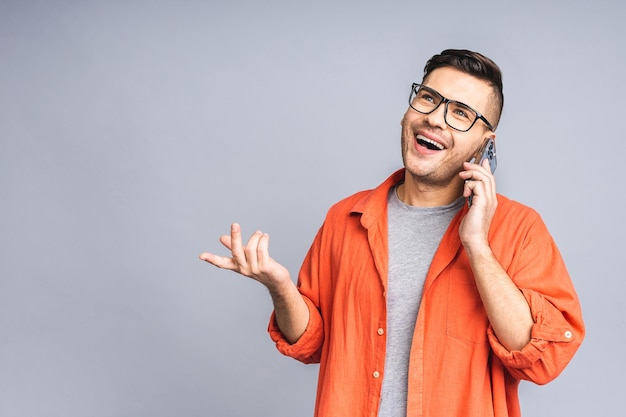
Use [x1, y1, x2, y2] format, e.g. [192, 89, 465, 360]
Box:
[378, 185, 464, 416]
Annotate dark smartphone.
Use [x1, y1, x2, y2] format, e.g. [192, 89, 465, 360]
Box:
[467, 138, 496, 207]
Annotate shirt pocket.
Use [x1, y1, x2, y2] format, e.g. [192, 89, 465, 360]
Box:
[445, 267, 489, 344]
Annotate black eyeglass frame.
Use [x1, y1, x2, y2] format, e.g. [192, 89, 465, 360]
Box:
[409, 83, 494, 132]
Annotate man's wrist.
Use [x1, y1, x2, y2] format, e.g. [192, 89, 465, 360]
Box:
[461, 236, 491, 256]
[267, 277, 296, 302]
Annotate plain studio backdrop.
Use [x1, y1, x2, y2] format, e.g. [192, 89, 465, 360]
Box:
[1, 1, 624, 416]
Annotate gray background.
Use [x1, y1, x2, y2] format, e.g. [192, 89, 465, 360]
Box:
[1, 0, 624, 416]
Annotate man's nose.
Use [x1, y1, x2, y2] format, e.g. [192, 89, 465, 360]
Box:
[424, 101, 448, 130]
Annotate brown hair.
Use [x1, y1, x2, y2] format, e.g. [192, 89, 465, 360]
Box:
[423, 49, 504, 130]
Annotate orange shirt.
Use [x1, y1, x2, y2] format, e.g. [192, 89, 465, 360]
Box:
[268, 169, 584, 417]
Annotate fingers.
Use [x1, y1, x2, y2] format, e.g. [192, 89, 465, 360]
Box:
[226, 223, 263, 274]
[460, 160, 491, 178]
[256, 232, 271, 267]
[244, 230, 264, 273]
[229, 223, 245, 265]
[198, 223, 246, 273]
[199, 251, 236, 270]
[200, 223, 274, 278]
[460, 160, 496, 204]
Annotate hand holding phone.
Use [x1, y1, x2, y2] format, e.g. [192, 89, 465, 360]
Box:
[467, 138, 496, 207]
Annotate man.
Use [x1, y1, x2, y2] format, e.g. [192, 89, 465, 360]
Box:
[200, 49, 584, 417]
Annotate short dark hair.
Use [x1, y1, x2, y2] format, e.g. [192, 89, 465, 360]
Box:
[423, 49, 504, 130]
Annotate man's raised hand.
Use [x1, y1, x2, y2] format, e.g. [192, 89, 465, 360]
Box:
[199, 223, 291, 291]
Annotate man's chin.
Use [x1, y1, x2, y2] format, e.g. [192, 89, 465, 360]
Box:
[403, 164, 460, 189]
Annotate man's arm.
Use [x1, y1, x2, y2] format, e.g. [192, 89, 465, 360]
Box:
[459, 160, 534, 351]
[199, 223, 309, 344]
[462, 243, 534, 351]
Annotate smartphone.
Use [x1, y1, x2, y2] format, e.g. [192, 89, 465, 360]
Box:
[467, 137, 496, 207]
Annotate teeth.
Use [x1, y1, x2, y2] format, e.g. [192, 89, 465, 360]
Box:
[416, 135, 445, 150]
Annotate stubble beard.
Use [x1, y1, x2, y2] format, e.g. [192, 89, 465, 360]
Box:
[404, 156, 464, 189]
[401, 130, 467, 190]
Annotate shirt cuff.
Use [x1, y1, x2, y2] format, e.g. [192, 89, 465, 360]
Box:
[267, 295, 324, 364]
[487, 289, 577, 369]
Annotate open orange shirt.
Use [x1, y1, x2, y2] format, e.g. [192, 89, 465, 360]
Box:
[269, 169, 584, 417]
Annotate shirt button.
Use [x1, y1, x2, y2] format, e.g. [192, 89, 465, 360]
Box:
[564, 330, 573, 339]
[377, 328, 384, 336]
[373, 371, 380, 378]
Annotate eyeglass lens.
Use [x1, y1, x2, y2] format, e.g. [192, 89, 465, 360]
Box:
[410, 85, 478, 132]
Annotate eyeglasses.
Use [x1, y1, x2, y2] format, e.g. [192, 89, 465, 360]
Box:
[408, 83, 494, 132]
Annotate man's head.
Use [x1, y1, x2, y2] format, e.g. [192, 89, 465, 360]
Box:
[399, 49, 504, 200]
[422, 49, 503, 130]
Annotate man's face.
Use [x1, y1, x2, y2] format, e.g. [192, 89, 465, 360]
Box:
[400, 66, 495, 188]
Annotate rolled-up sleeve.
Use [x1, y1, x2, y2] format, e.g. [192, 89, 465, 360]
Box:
[488, 288, 584, 384]
[487, 210, 585, 385]
[268, 294, 324, 364]
[268, 223, 327, 364]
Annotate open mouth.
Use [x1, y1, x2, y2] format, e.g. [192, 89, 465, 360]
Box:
[416, 135, 445, 151]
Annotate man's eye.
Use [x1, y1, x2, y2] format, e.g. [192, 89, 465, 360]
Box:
[453, 108, 469, 118]
[418, 92, 435, 103]
[450, 103, 474, 120]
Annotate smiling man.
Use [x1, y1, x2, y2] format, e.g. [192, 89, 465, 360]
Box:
[200, 49, 585, 417]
